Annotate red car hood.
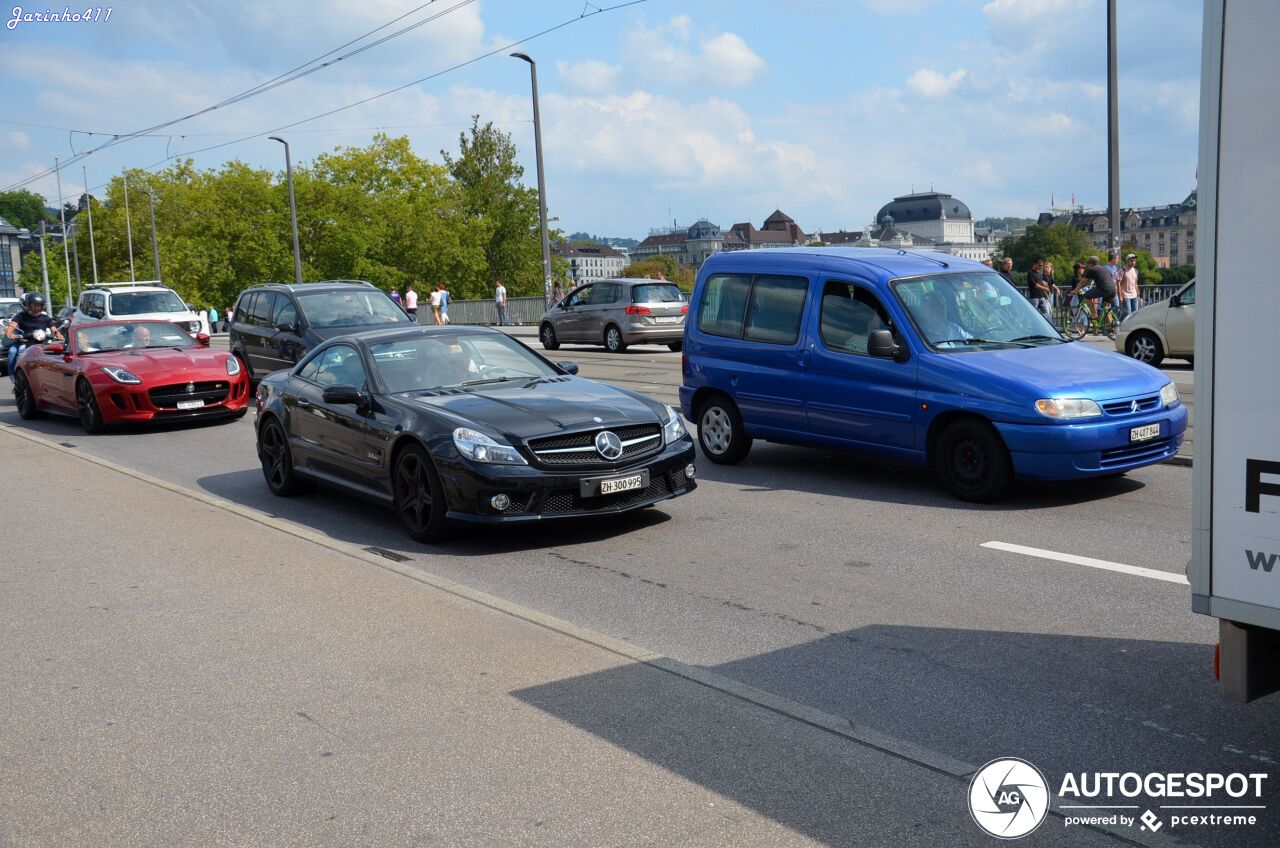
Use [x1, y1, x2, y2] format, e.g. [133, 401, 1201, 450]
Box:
[86, 347, 235, 382]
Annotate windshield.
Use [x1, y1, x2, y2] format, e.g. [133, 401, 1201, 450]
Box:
[631, 284, 685, 304]
[297, 289, 410, 329]
[892, 271, 1063, 351]
[370, 333, 559, 393]
[108, 290, 187, 315]
[74, 321, 196, 353]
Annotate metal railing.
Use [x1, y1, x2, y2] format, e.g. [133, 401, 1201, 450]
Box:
[435, 295, 551, 325]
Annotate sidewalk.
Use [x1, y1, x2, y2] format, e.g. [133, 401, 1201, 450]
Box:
[0, 427, 1116, 848]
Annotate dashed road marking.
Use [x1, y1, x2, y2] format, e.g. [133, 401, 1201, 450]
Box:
[982, 541, 1189, 585]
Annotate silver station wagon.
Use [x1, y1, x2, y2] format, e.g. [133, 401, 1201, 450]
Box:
[539, 278, 688, 353]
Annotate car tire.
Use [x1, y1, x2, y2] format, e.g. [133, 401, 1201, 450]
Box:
[76, 379, 105, 434]
[935, 418, 1013, 502]
[667, 341, 683, 352]
[257, 416, 306, 496]
[604, 324, 627, 353]
[1125, 330, 1164, 367]
[540, 323, 560, 351]
[697, 395, 751, 465]
[393, 443, 454, 543]
[14, 370, 44, 419]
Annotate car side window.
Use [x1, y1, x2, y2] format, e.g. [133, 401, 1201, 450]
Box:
[743, 275, 808, 345]
[314, 344, 367, 389]
[819, 280, 893, 356]
[697, 274, 752, 338]
[274, 297, 298, 330]
[1179, 283, 1195, 305]
[566, 286, 591, 308]
[250, 292, 278, 326]
[296, 351, 322, 382]
[237, 293, 258, 326]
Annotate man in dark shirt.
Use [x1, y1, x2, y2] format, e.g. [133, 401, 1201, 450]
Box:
[996, 257, 1017, 288]
[1071, 256, 1117, 302]
[5, 293, 61, 381]
[1026, 256, 1053, 321]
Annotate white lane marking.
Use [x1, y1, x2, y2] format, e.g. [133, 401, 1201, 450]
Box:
[981, 541, 1189, 585]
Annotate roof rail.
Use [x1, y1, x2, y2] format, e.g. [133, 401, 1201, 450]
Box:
[245, 279, 376, 289]
[87, 280, 166, 288]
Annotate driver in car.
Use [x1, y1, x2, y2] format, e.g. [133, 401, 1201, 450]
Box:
[123, 325, 152, 349]
[916, 294, 970, 346]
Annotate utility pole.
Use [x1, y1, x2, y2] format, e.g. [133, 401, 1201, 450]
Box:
[38, 220, 52, 309]
[122, 171, 136, 281]
[146, 190, 161, 282]
[1107, 0, 1121, 255]
[511, 52, 553, 304]
[82, 165, 99, 285]
[269, 136, 304, 285]
[54, 156, 74, 308]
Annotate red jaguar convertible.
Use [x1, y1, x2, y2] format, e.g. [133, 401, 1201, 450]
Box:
[12, 319, 250, 433]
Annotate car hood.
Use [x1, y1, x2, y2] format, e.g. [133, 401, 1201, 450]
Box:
[934, 340, 1170, 400]
[86, 347, 236, 380]
[402, 377, 666, 442]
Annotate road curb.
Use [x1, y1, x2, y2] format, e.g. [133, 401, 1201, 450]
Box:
[0, 422, 1195, 848]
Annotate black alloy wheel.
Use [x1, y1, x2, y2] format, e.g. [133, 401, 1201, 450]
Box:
[76, 379, 105, 434]
[540, 323, 560, 351]
[935, 419, 1013, 502]
[393, 444, 453, 543]
[14, 371, 44, 419]
[668, 341, 683, 352]
[258, 417, 305, 496]
[604, 325, 627, 353]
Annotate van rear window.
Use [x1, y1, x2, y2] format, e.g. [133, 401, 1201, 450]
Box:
[697, 274, 751, 338]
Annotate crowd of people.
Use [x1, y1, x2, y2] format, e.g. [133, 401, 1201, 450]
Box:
[982, 250, 1142, 325]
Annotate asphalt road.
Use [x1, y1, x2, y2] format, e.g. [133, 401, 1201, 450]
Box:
[3, 334, 1269, 848]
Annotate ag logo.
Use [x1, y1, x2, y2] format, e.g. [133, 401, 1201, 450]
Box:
[968, 758, 1049, 839]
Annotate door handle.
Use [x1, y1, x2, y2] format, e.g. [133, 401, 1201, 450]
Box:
[297, 398, 311, 409]
[799, 350, 811, 367]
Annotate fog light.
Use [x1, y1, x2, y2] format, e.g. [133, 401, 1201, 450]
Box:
[490, 494, 511, 511]
[685, 463, 696, 479]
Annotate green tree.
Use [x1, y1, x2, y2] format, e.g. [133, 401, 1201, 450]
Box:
[442, 116, 544, 298]
[622, 255, 693, 289]
[995, 223, 1095, 275]
[15, 233, 70, 307]
[0, 189, 53, 231]
[1161, 264, 1196, 287]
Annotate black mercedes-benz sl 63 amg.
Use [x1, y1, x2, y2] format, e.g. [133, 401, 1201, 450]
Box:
[253, 325, 697, 541]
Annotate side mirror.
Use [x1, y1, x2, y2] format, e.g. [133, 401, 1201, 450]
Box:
[196, 333, 211, 347]
[276, 322, 297, 334]
[44, 343, 65, 355]
[1170, 295, 1181, 308]
[868, 329, 902, 359]
[557, 360, 580, 375]
[322, 384, 365, 406]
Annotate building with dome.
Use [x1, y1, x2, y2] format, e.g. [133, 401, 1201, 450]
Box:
[631, 209, 810, 270]
[852, 191, 992, 261]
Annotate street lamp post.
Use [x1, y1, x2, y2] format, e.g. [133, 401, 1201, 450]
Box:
[54, 156, 74, 308]
[122, 171, 136, 281]
[511, 52, 553, 304]
[269, 136, 304, 285]
[145, 190, 161, 282]
[82, 165, 99, 285]
[38, 221, 52, 309]
[1107, 0, 1121, 255]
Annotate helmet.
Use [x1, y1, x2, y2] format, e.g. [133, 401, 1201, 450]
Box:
[21, 292, 46, 309]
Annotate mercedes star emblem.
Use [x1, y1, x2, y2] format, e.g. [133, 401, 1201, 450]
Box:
[594, 430, 624, 460]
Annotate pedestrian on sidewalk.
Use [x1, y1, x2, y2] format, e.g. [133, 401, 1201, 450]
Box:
[551, 282, 563, 307]
[390, 287, 401, 307]
[1118, 253, 1140, 320]
[495, 279, 509, 326]
[429, 285, 443, 325]
[996, 257, 1017, 288]
[1026, 256, 1053, 322]
[404, 282, 419, 322]
[438, 283, 450, 324]
[208, 306, 220, 333]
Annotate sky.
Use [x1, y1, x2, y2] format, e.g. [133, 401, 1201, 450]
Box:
[0, 0, 1203, 239]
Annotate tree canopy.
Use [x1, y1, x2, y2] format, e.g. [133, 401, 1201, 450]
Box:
[0, 189, 53, 231]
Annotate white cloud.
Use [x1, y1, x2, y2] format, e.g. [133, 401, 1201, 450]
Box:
[6, 131, 32, 152]
[556, 59, 622, 95]
[862, 0, 933, 12]
[623, 17, 766, 86]
[906, 68, 968, 97]
[983, 0, 1091, 53]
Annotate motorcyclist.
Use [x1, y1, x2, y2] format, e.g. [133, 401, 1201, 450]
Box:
[5, 292, 62, 382]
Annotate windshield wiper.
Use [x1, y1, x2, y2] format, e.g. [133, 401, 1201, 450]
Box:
[932, 337, 1034, 348]
[461, 376, 527, 388]
[1010, 334, 1066, 344]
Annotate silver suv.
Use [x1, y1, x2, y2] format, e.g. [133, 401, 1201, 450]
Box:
[539, 278, 687, 353]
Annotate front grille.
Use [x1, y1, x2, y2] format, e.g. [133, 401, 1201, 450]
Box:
[1100, 437, 1174, 468]
[539, 473, 674, 515]
[149, 380, 229, 409]
[1101, 395, 1161, 416]
[528, 423, 662, 468]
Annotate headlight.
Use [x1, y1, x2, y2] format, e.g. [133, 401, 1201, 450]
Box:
[226, 356, 241, 376]
[188, 321, 202, 333]
[662, 404, 687, 444]
[1034, 398, 1102, 419]
[101, 366, 142, 385]
[1160, 381, 1179, 407]
[452, 427, 527, 465]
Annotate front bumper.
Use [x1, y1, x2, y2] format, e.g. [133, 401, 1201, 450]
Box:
[95, 374, 251, 425]
[994, 402, 1188, 479]
[437, 438, 697, 523]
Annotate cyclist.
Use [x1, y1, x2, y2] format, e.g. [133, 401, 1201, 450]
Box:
[1070, 256, 1116, 305]
[5, 292, 62, 382]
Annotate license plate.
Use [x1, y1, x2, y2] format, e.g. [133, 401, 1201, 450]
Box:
[1130, 423, 1160, 442]
[654, 316, 682, 324]
[177, 399, 205, 410]
[599, 474, 644, 495]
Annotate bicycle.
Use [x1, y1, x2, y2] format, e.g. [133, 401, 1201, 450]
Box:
[1062, 295, 1119, 340]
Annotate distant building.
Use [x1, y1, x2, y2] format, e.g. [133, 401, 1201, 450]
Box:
[631, 210, 809, 270]
[845, 191, 992, 261]
[1037, 190, 1197, 268]
[727, 209, 810, 250]
[555, 241, 627, 285]
[0, 216, 25, 298]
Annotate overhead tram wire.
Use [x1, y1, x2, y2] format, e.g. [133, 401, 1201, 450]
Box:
[72, 0, 651, 194]
[1, 0, 474, 192]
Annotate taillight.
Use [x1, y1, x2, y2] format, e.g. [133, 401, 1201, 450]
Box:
[680, 305, 689, 314]
[625, 305, 652, 315]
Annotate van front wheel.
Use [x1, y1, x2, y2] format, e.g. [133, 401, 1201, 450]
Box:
[697, 396, 751, 464]
[935, 419, 1013, 502]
